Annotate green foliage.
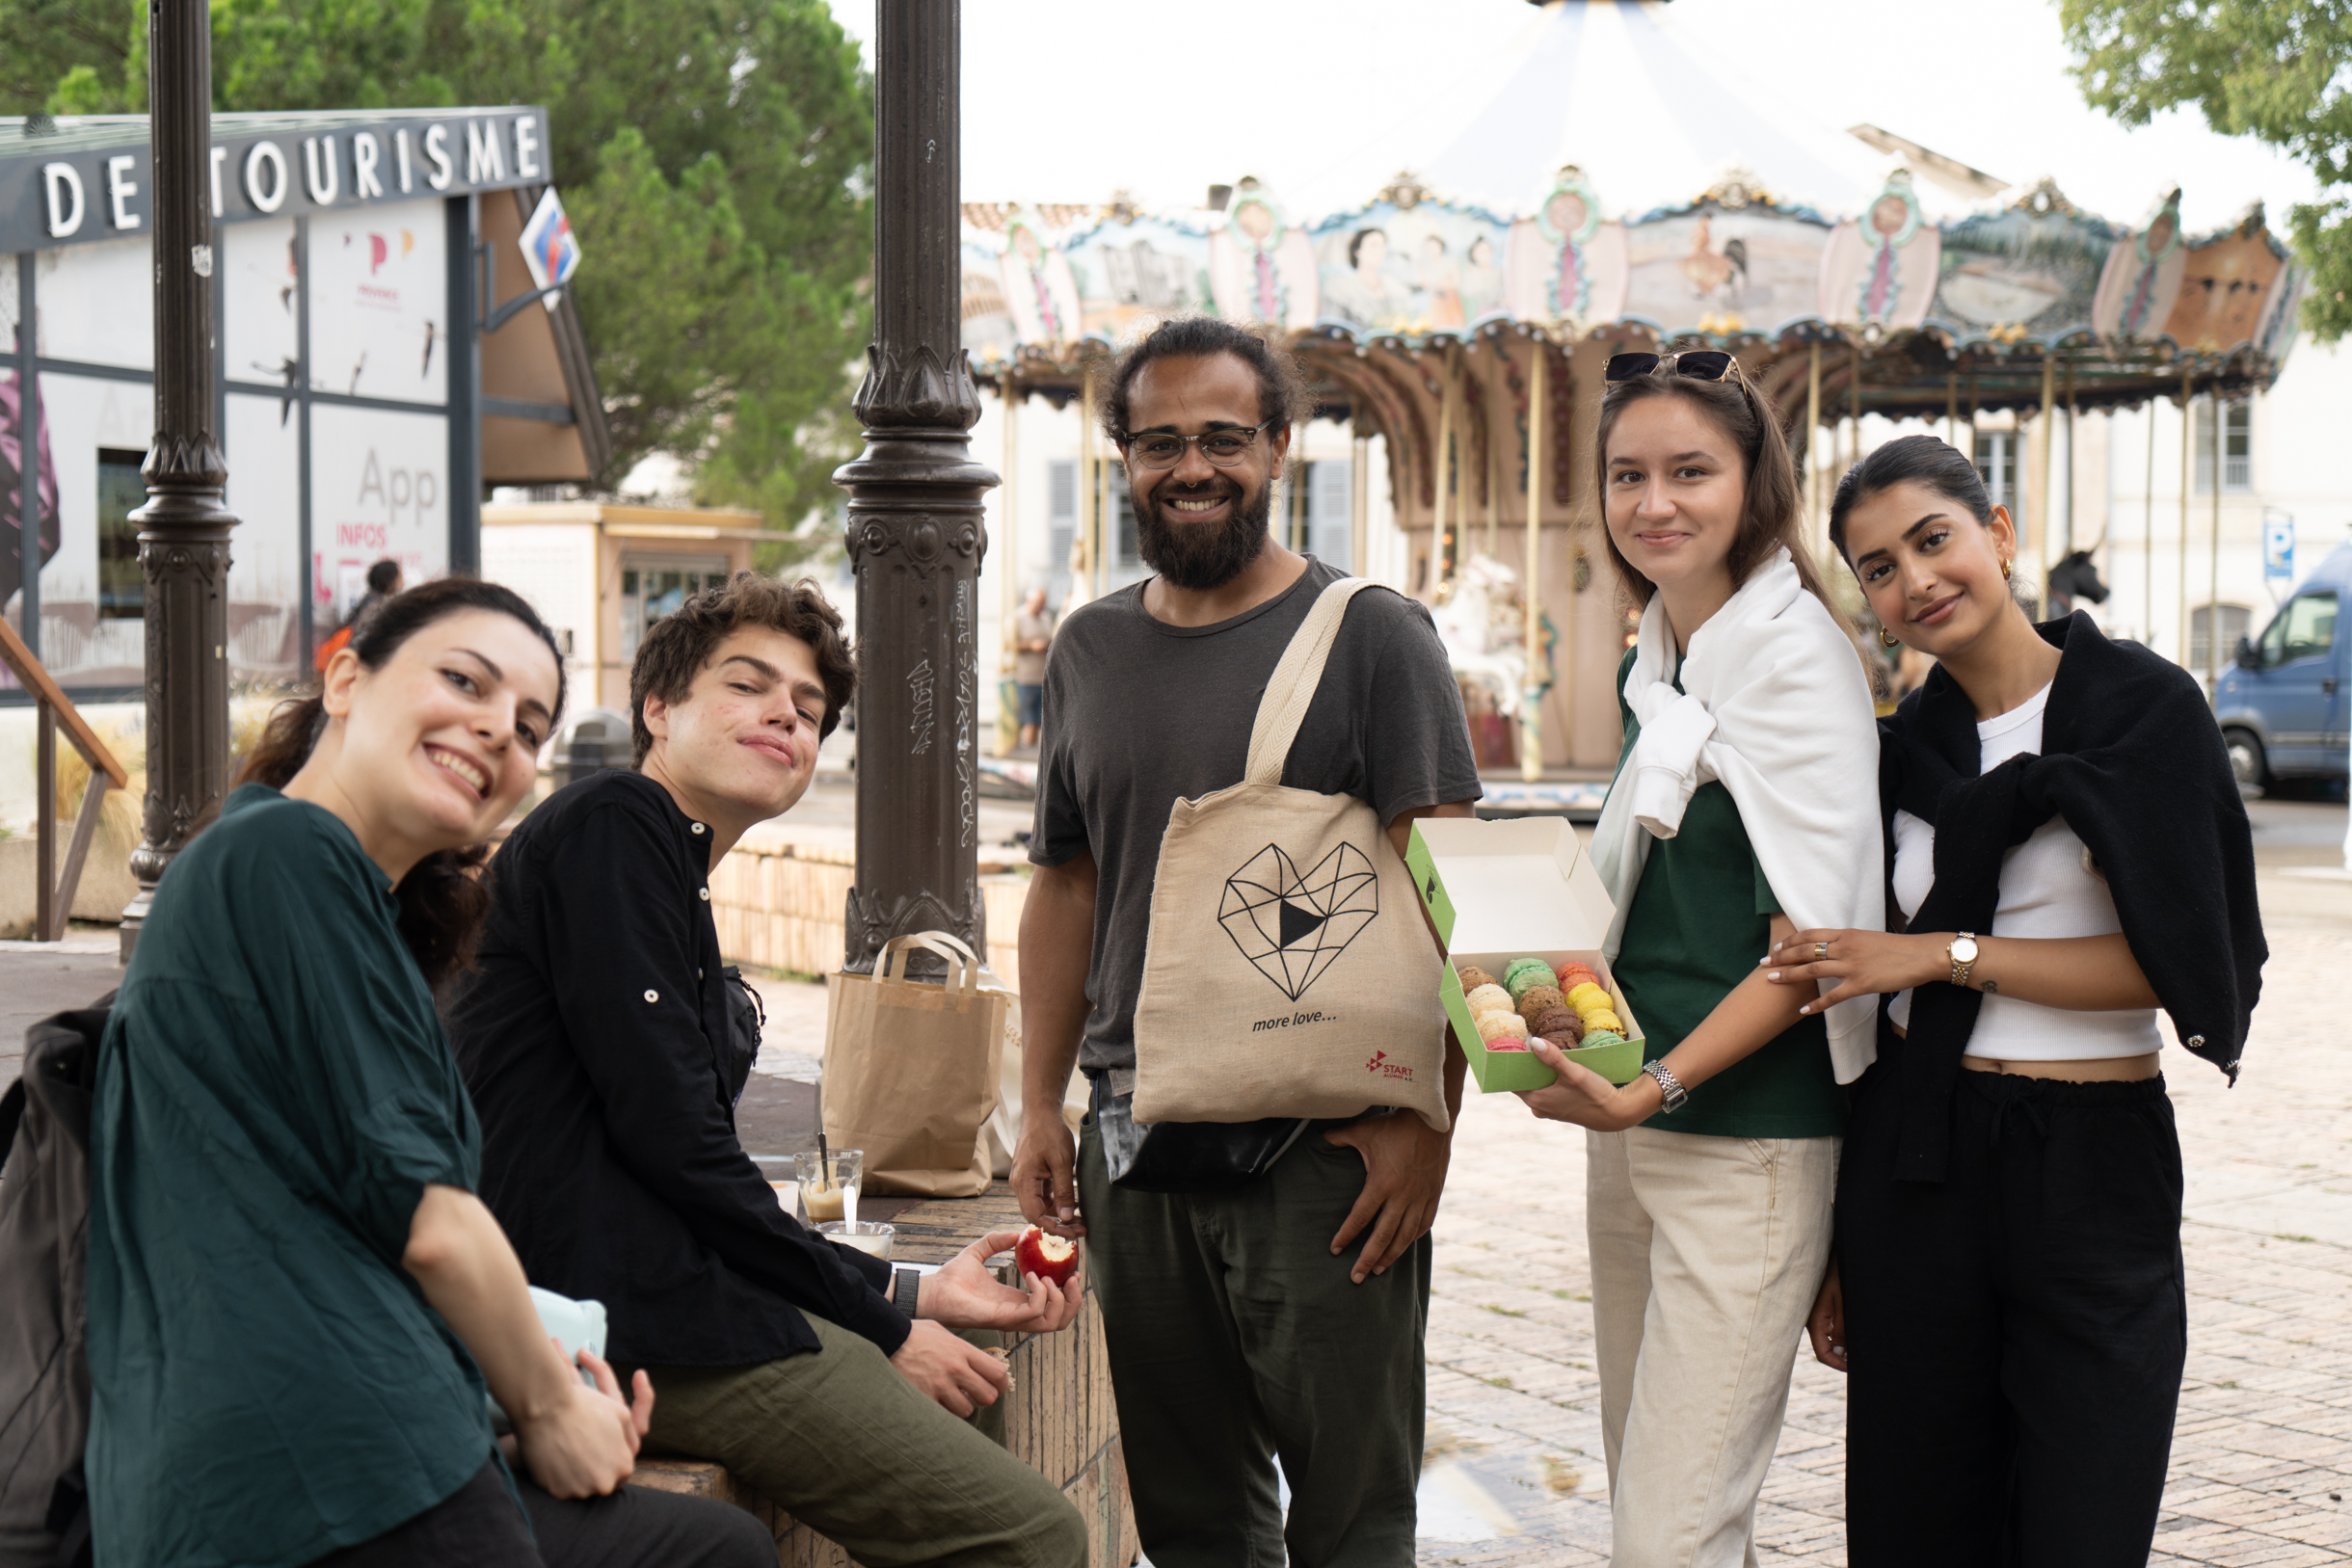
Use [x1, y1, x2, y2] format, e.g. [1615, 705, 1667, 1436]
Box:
[6, 0, 872, 544]
[2059, 0, 2352, 341]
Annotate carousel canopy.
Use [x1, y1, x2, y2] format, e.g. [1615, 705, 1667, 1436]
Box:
[959, 0, 2304, 424]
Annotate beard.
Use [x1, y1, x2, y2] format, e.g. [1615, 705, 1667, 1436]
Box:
[1133, 475, 1272, 592]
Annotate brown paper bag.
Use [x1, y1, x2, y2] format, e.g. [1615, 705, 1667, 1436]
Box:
[822, 932, 1005, 1196]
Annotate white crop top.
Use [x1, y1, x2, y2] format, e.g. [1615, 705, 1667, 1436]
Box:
[1888, 681, 2162, 1060]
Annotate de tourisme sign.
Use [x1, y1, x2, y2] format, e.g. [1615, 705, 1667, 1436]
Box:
[0, 108, 553, 255]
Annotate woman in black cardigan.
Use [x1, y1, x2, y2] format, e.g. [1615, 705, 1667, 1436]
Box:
[1759, 435, 2262, 1567]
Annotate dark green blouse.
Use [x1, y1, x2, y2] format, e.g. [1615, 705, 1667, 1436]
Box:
[89, 785, 495, 1568]
[1611, 651, 1847, 1139]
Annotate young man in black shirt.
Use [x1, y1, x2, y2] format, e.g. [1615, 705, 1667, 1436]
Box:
[449, 575, 1087, 1568]
[1013, 319, 1482, 1567]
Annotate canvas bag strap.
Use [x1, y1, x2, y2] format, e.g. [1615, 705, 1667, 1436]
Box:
[1243, 577, 1379, 786]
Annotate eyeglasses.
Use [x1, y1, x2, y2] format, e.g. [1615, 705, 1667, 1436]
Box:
[1604, 351, 1742, 385]
[1120, 418, 1279, 470]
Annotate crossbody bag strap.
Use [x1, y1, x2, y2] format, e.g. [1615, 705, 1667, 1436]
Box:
[1243, 577, 1380, 786]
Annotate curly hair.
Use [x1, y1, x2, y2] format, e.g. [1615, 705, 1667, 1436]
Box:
[239, 577, 567, 989]
[628, 572, 857, 765]
[1098, 315, 1310, 445]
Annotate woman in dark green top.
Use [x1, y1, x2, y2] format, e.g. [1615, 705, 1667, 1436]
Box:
[88, 580, 766, 1568]
[1514, 355, 1883, 1567]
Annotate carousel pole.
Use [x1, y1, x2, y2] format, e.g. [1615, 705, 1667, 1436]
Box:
[1434, 347, 1457, 588]
[1805, 344, 1822, 547]
[122, 0, 240, 958]
[2178, 370, 2192, 666]
[2207, 392, 2223, 692]
[1945, 373, 1959, 453]
[1484, 347, 1501, 562]
[2063, 365, 2077, 556]
[1350, 428, 1369, 575]
[994, 376, 1020, 757]
[833, 0, 998, 974]
[2031, 352, 2055, 598]
[1520, 332, 1545, 784]
[1071, 366, 1096, 609]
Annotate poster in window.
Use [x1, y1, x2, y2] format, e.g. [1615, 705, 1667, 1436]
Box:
[307, 196, 448, 405]
[309, 403, 448, 626]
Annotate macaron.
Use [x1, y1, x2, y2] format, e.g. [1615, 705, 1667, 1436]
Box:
[1557, 964, 1600, 990]
[1485, 1037, 1531, 1052]
[1582, 1010, 1624, 1036]
[1565, 981, 1612, 1014]
[1531, 1007, 1582, 1040]
[1503, 961, 1558, 1002]
[1456, 966, 1498, 992]
[1464, 983, 1513, 1019]
[1537, 1032, 1579, 1053]
[1578, 1029, 1625, 1050]
[1476, 1012, 1530, 1043]
[1515, 984, 1565, 1025]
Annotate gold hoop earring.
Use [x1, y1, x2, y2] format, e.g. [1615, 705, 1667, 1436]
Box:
[1880, 627, 1901, 649]
[2001, 557, 2014, 581]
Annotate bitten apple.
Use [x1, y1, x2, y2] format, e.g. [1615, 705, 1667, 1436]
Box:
[1013, 1225, 1081, 1288]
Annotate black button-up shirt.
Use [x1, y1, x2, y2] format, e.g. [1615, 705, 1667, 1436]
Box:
[447, 770, 906, 1366]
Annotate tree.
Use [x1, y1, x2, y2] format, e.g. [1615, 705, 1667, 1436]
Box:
[6, 0, 872, 552]
[2059, 0, 2352, 342]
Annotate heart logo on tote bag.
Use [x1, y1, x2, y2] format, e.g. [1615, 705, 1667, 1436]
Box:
[1216, 841, 1380, 1000]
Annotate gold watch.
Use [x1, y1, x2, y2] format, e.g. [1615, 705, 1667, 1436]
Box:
[1947, 932, 1980, 989]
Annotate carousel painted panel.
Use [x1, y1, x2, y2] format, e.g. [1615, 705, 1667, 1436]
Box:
[1310, 199, 1510, 336]
[1501, 167, 1627, 330]
[1207, 178, 1320, 332]
[2162, 222, 2288, 358]
[1926, 192, 2115, 346]
[2091, 190, 2187, 342]
[1061, 214, 1212, 343]
[1618, 201, 1831, 339]
[959, 233, 1019, 370]
[1817, 171, 1939, 332]
[999, 206, 1084, 351]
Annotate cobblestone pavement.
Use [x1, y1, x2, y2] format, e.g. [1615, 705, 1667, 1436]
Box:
[1412, 917, 2352, 1566]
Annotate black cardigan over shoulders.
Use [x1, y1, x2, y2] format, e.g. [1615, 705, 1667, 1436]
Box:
[1878, 612, 2264, 1183]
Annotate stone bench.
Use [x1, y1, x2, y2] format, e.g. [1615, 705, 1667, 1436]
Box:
[630, 1187, 1138, 1567]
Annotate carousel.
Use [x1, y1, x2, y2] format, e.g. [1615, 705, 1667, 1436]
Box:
[959, 0, 2307, 776]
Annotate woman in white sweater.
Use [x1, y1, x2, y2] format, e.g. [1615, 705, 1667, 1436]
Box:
[1516, 352, 1882, 1568]
[1773, 435, 2262, 1567]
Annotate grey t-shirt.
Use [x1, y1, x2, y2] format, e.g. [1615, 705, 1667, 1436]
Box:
[1030, 559, 1482, 1076]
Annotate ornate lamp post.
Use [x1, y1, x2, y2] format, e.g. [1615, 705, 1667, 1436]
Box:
[834, 0, 998, 976]
[121, 0, 238, 955]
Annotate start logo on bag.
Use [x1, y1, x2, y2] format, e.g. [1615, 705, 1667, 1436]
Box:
[1132, 579, 1450, 1133]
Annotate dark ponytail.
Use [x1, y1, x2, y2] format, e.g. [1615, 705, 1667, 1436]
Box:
[241, 577, 567, 989]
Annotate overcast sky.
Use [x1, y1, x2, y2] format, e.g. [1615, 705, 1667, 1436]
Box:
[823, 0, 2317, 234]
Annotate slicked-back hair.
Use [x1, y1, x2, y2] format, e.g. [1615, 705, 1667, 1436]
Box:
[1830, 434, 1993, 559]
[1099, 316, 1311, 445]
[1594, 364, 1839, 618]
[629, 572, 857, 765]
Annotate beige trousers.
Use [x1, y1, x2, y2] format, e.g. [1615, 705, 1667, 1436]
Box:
[1586, 1127, 1838, 1568]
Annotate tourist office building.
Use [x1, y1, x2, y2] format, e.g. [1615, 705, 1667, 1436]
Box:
[1, 107, 609, 696]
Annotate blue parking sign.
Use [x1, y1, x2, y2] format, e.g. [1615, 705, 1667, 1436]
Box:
[2264, 518, 2295, 583]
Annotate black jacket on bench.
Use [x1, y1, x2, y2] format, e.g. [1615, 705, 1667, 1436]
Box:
[447, 769, 906, 1366]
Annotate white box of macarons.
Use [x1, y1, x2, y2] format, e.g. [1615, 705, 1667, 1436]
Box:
[1404, 816, 1646, 1093]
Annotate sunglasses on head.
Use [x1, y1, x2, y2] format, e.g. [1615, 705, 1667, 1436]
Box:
[1604, 350, 1741, 385]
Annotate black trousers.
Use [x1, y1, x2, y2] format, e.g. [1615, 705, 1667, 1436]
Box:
[309, 1455, 775, 1568]
[1837, 1064, 2186, 1568]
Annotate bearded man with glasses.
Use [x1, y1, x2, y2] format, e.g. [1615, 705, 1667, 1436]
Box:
[1014, 316, 1482, 1567]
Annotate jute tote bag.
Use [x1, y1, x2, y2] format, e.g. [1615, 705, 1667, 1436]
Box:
[1132, 578, 1449, 1132]
[823, 932, 1005, 1196]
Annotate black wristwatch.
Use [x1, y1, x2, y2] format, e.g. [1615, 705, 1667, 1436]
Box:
[892, 1267, 922, 1318]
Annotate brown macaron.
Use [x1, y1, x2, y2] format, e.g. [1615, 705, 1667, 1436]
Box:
[1457, 966, 1498, 992]
[1538, 1032, 1582, 1054]
[1515, 984, 1565, 1025]
[1532, 1007, 1583, 1041]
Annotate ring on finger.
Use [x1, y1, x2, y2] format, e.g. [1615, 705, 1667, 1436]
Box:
[1815, 941, 1830, 961]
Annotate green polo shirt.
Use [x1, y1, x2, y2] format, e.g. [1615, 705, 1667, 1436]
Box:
[88, 785, 497, 1568]
[1610, 651, 1846, 1139]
